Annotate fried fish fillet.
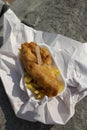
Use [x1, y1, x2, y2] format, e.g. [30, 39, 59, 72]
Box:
[19, 42, 59, 97]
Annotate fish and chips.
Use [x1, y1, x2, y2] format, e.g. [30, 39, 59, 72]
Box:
[19, 42, 64, 99]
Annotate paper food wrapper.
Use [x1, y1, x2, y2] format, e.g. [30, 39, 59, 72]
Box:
[0, 9, 87, 124]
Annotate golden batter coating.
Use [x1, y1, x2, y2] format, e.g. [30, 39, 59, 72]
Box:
[19, 42, 59, 97]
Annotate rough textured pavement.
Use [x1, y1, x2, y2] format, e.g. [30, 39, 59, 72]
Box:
[0, 0, 87, 130]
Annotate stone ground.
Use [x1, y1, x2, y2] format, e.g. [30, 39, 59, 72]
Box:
[2, 0, 15, 4]
[0, 0, 87, 130]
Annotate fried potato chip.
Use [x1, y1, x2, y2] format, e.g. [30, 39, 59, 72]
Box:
[24, 73, 32, 83]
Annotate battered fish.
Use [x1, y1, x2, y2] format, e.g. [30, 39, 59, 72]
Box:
[19, 42, 59, 97]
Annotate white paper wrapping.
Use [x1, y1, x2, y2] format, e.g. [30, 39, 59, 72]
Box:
[0, 9, 87, 124]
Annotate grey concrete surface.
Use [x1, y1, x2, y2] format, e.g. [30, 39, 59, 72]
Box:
[0, 0, 87, 130]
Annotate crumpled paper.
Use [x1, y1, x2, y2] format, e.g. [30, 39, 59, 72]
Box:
[0, 9, 87, 125]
